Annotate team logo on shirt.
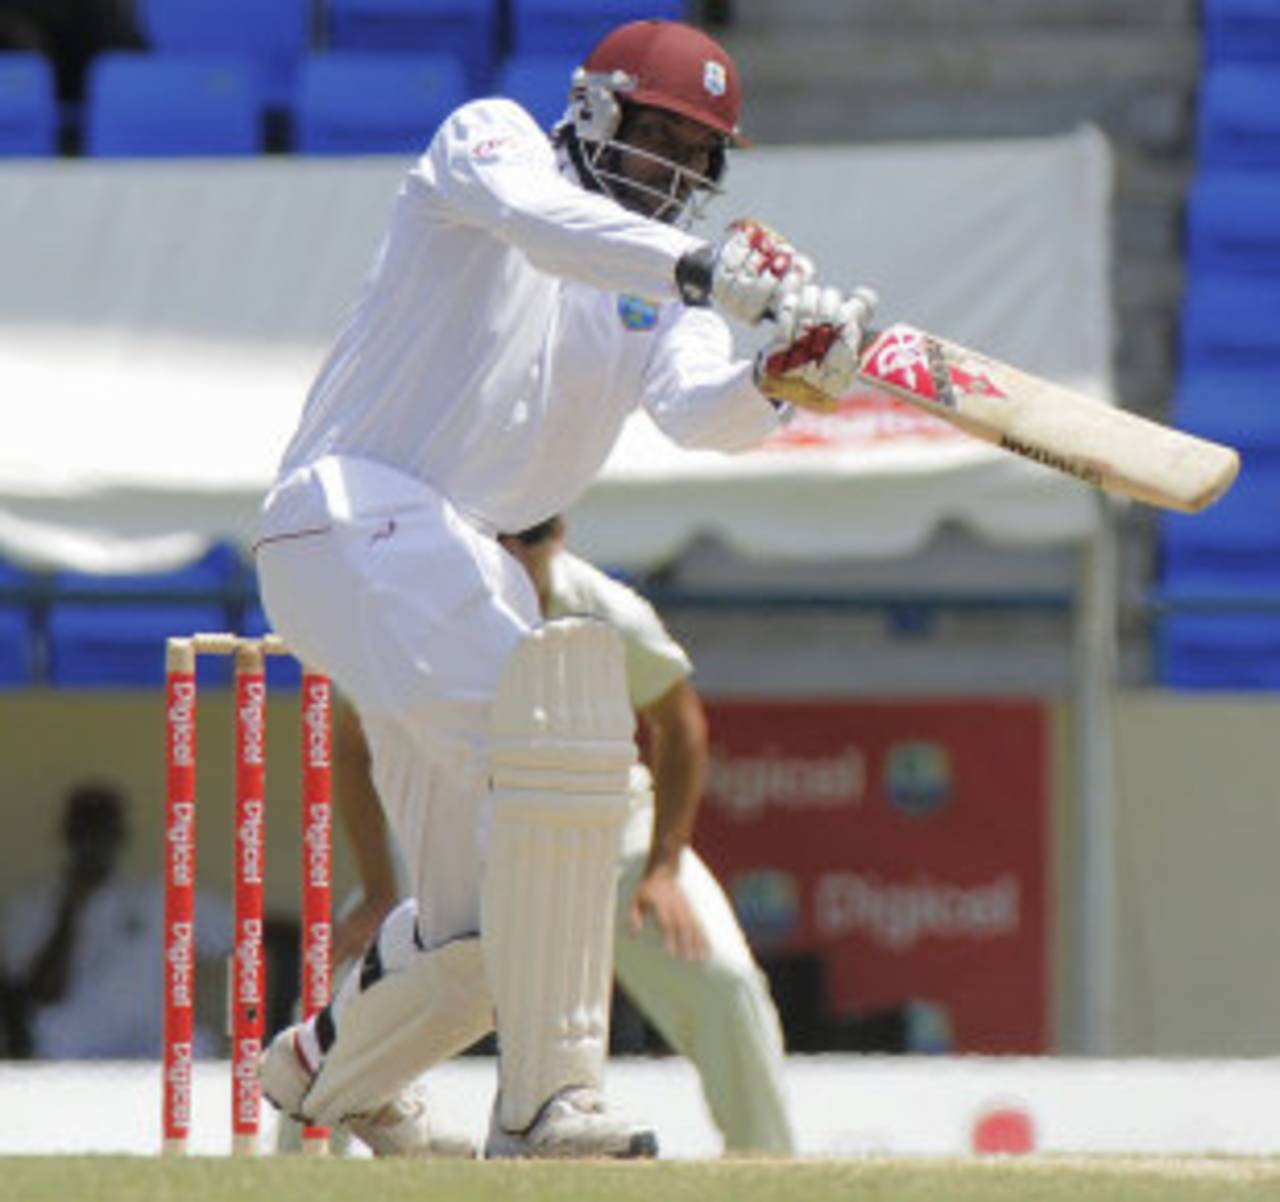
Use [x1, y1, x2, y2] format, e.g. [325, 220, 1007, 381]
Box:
[617, 294, 659, 331]
[703, 61, 727, 97]
[472, 135, 517, 162]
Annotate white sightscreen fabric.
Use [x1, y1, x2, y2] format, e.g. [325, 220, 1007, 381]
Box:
[0, 129, 1109, 571]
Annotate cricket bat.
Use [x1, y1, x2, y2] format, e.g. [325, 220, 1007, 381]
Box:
[855, 324, 1240, 514]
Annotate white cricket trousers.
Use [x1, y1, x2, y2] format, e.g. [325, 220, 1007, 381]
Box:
[255, 455, 540, 943]
[614, 801, 796, 1155]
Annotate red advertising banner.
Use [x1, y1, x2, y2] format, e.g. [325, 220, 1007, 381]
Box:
[696, 699, 1049, 1054]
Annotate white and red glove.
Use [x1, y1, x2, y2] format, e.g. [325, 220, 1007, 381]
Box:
[675, 218, 814, 326]
[754, 284, 879, 412]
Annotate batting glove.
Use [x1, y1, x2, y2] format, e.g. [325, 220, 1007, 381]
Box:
[676, 218, 814, 326]
[754, 284, 879, 412]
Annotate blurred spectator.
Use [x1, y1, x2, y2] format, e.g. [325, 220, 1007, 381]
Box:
[0, 970, 30, 1057]
[0, 8, 43, 55]
[0, 780, 231, 1059]
[700, 0, 734, 27]
[0, 0, 141, 103]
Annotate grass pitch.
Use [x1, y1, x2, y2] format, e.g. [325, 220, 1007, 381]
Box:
[7, 1156, 1280, 1202]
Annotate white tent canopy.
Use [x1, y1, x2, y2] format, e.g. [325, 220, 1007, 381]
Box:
[0, 129, 1110, 571]
[0, 129, 1117, 1050]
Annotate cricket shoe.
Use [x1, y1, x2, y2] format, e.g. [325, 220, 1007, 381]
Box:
[259, 1025, 476, 1158]
[344, 1088, 476, 1159]
[484, 1086, 658, 1159]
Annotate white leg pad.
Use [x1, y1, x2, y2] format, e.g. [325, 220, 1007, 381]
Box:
[302, 901, 493, 1125]
[482, 618, 636, 1133]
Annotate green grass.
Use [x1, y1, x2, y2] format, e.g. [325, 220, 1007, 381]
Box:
[7, 1157, 1280, 1202]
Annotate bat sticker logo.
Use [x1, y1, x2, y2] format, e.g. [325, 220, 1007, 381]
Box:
[1000, 435, 1104, 486]
[863, 327, 939, 403]
[949, 361, 1007, 400]
[863, 327, 1008, 411]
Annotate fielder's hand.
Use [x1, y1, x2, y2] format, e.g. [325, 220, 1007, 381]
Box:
[331, 893, 395, 968]
[628, 866, 710, 963]
[676, 218, 814, 326]
[754, 284, 879, 412]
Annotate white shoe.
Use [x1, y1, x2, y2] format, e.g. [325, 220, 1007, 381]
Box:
[259, 1025, 313, 1118]
[259, 1025, 476, 1159]
[484, 1087, 658, 1160]
[344, 1086, 476, 1159]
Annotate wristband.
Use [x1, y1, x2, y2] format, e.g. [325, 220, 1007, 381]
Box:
[674, 244, 716, 306]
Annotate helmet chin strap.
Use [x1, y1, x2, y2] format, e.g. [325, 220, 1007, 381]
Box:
[558, 123, 604, 196]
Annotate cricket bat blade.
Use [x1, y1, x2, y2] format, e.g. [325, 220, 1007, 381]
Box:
[856, 324, 1240, 514]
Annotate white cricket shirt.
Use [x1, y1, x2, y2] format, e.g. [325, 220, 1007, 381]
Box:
[276, 98, 779, 535]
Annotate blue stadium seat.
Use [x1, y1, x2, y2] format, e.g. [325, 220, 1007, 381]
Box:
[1159, 465, 1280, 590]
[1156, 611, 1280, 690]
[0, 52, 57, 155]
[0, 607, 33, 685]
[47, 543, 244, 687]
[1173, 368, 1280, 460]
[1180, 275, 1280, 374]
[494, 53, 577, 130]
[48, 602, 231, 687]
[1156, 463, 1280, 689]
[1197, 64, 1280, 169]
[1187, 171, 1280, 275]
[51, 542, 244, 599]
[326, 0, 498, 92]
[137, 0, 311, 109]
[84, 52, 263, 157]
[292, 52, 467, 155]
[0, 556, 35, 686]
[510, 0, 686, 60]
[1204, 0, 1280, 64]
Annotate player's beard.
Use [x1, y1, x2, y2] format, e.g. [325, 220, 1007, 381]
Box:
[612, 177, 686, 223]
[596, 146, 691, 224]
